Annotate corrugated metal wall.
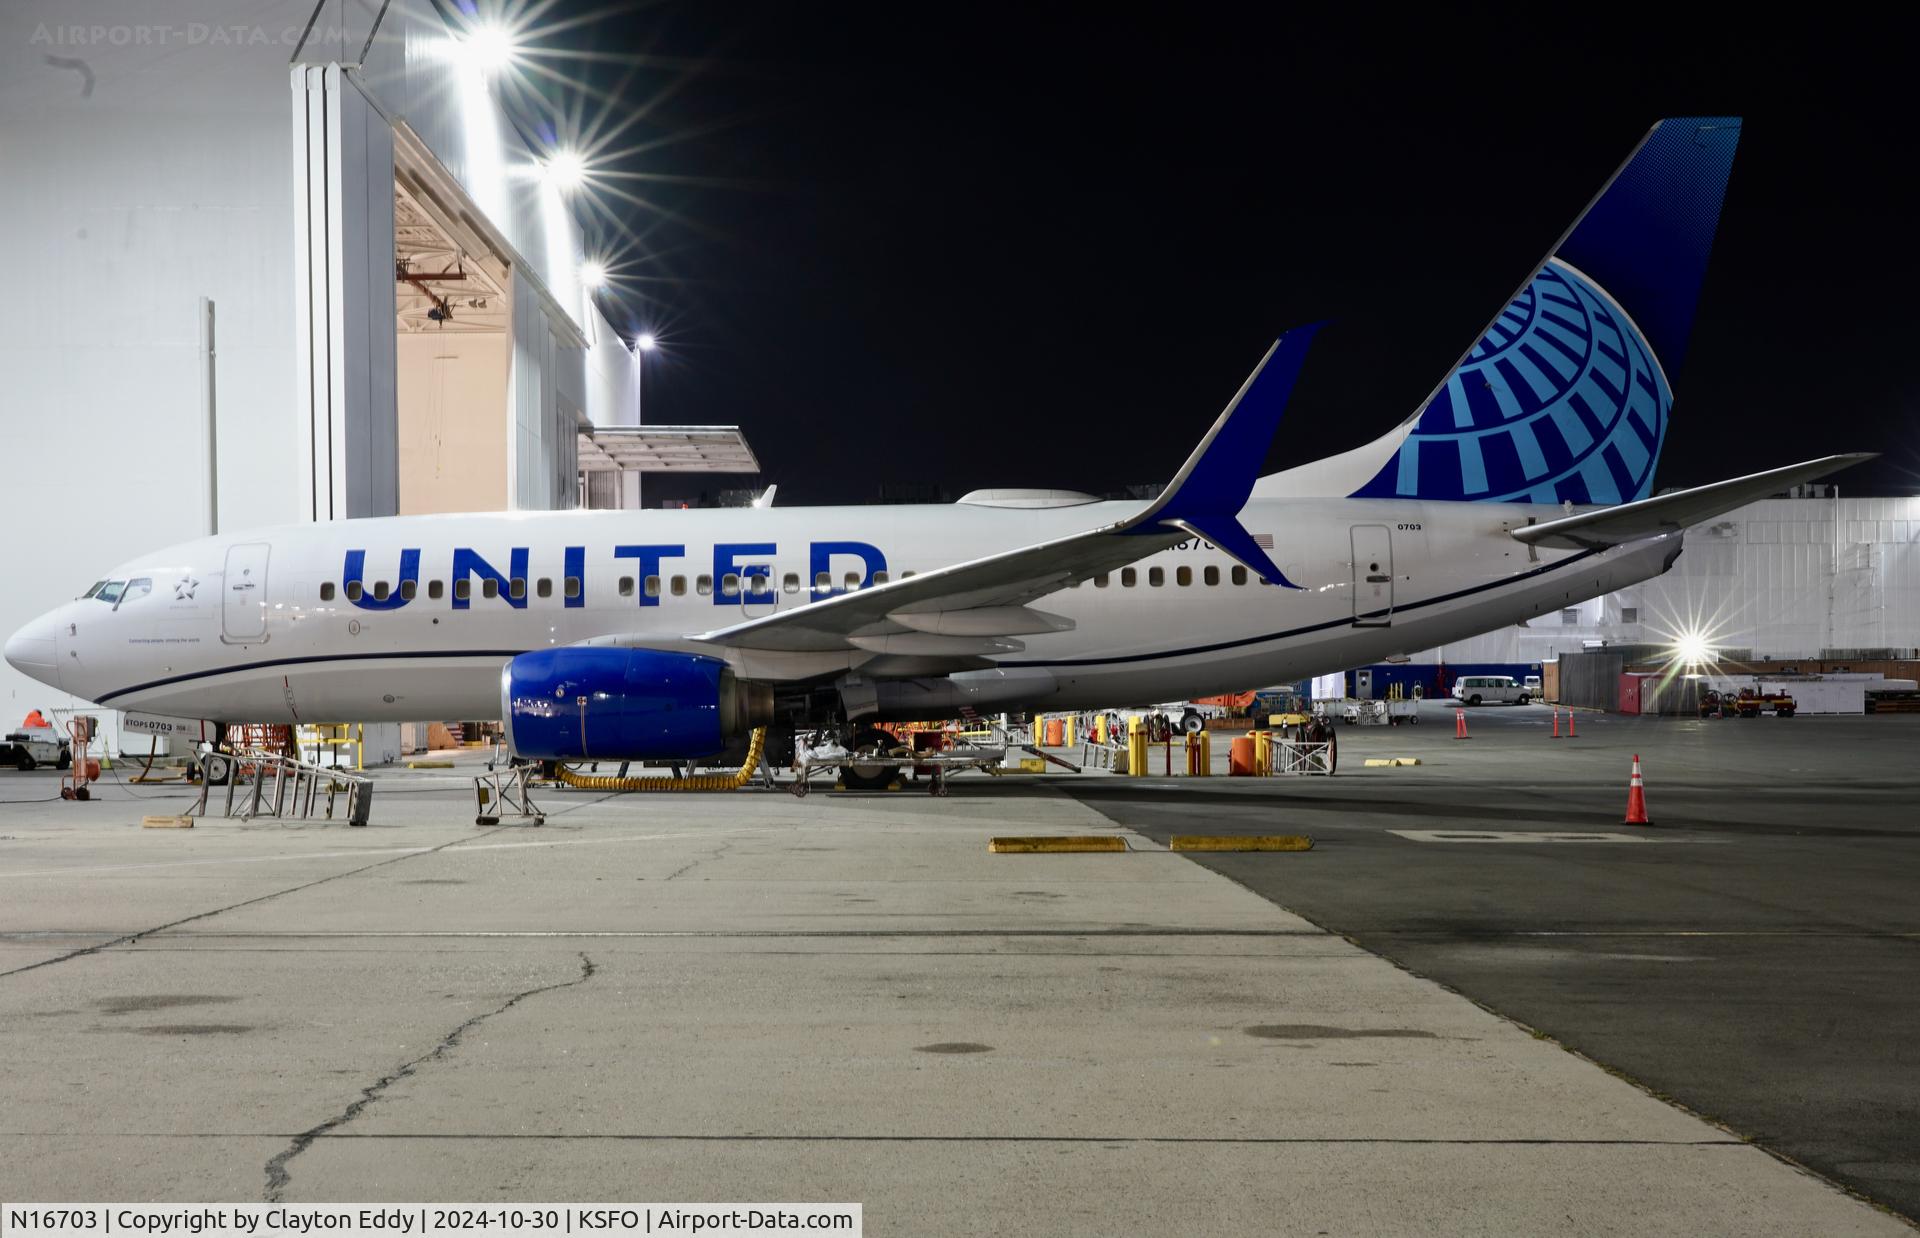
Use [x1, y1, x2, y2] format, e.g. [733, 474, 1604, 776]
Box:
[1556, 653, 1624, 710]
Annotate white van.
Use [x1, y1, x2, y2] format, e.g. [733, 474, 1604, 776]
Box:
[1451, 675, 1531, 706]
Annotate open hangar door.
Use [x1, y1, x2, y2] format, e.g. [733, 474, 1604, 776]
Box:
[393, 172, 513, 514]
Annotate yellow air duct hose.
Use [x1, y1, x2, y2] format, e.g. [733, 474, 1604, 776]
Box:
[553, 727, 766, 792]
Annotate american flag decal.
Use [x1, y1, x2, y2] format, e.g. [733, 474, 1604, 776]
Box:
[1252, 533, 1274, 549]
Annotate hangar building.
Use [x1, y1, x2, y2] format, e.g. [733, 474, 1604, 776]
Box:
[0, 0, 754, 752]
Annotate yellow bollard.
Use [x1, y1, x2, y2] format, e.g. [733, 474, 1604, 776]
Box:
[1252, 729, 1271, 776]
[1093, 715, 1107, 744]
[1064, 716, 1076, 748]
[1196, 729, 1211, 776]
[1127, 716, 1148, 778]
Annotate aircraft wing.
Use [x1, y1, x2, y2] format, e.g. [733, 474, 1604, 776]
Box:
[693, 326, 1322, 654]
[1511, 454, 1876, 551]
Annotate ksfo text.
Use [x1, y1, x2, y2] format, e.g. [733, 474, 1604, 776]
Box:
[3, 1206, 860, 1238]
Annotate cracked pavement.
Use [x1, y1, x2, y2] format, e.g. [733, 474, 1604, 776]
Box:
[0, 761, 1908, 1234]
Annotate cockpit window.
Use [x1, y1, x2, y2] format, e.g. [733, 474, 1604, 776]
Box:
[113, 578, 153, 611]
[82, 580, 107, 599]
[96, 580, 127, 604]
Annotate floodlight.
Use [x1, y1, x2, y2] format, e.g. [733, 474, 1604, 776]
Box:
[543, 149, 588, 191]
[461, 22, 516, 72]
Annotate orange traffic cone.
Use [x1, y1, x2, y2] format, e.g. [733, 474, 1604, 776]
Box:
[1454, 709, 1471, 740]
[1566, 710, 1578, 739]
[1623, 754, 1651, 825]
[1550, 709, 1561, 739]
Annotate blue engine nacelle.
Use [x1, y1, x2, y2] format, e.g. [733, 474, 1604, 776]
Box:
[501, 647, 773, 762]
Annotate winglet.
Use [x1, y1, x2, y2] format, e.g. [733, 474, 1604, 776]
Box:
[1127, 324, 1323, 585]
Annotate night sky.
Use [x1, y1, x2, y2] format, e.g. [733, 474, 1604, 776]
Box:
[540, 6, 1913, 506]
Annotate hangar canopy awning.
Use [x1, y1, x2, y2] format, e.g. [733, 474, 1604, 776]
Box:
[577, 425, 761, 474]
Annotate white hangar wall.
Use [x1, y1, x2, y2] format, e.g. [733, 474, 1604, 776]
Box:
[0, 0, 639, 731]
[1410, 496, 1920, 667]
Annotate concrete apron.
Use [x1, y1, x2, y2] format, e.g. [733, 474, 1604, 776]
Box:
[0, 778, 1903, 1236]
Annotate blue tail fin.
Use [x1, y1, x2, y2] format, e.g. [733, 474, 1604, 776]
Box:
[1350, 117, 1741, 505]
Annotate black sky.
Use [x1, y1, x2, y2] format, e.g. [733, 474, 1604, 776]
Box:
[552, 6, 1915, 506]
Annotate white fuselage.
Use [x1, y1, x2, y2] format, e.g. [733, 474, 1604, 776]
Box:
[9, 497, 1679, 723]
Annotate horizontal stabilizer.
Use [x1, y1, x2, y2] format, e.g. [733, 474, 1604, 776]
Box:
[1511, 453, 1876, 550]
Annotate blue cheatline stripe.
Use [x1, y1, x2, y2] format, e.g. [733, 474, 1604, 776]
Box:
[94, 547, 1610, 698]
[94, 649, 530, 705]
[1000, 547, 1604, 669]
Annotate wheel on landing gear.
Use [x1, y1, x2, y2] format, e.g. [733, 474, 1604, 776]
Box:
[838, 727, 899, 791]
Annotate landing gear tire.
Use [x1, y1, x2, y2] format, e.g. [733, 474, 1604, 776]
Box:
[838, 727, 898, 791]
[1181, 710, 1205, 735]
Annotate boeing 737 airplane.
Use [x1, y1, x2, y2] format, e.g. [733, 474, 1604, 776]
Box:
[2, 117, 1871, 776]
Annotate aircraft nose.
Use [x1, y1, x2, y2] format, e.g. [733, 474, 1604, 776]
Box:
[4, 611, 61, 688]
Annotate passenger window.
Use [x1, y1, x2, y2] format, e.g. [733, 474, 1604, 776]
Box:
[619, 576, 634, 597]
[400, 580, 417, 601]
[345, 581, 363, 602]
[872, 570, 889, 586]
[509, 577, 526, 600]
[902, 570, 917, 578]
[455, 579, 472, 600]
[844, 571, 861, 591]
[428, 580, 443, 600]
[320, 582, 335, 601]
[721, 573, 740, 597]
[1121, 568, 1137, 587]
[1231, 566, 1248, 586]
[565, 576, 581, 599]
[783, 572, 801, 594]
[1093, 573, 1109, 589]
[671, 576, 686, 596]
[373, 581, 390, 601]
[1149, 567, 1164, 587]
[536, 578, 553, 599]
[747, 574, 768, 594]
[697, 575, 713, 596]
[815, 571, 831, 593]
[1176, 566, 1192, 587]
[1203, 566, 1219, 586]
[645, 575, 661, 597]
[482, 579, 499, 599]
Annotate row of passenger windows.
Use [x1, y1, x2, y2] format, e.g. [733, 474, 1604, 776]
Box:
[310, 564, 1253, 604]
[315, 569, 912, 604]
[1079, 565, 1253, 588]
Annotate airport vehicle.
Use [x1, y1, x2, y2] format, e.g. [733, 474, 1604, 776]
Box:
[1452, 675, 1530, 706]
[2, 118, 1872, 774]
[1, 724, 70, 771]
[1701, 688, 1797, 718]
